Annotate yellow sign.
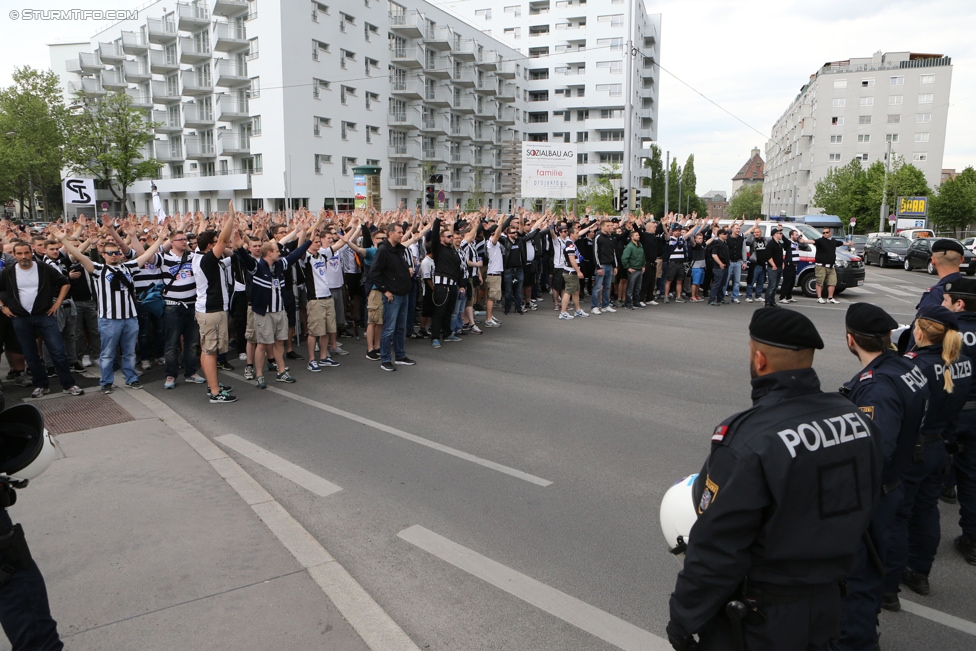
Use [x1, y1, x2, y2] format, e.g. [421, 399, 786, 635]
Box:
[897, 196, 928, 217]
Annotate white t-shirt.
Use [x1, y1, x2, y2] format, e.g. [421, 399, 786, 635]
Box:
[15, 263, 40, 313]
[420, 256, 435, 283]
[324, 244, 346, 289]
[485, 239, 504, 274]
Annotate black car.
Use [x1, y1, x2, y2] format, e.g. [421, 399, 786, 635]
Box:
[864, 236, 911, 268]
[903, 238, 976, 275]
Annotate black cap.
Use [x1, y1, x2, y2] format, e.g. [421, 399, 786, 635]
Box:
[916, 305, 959, 330]
[846, 303, 898, 337]
[945, 277, 976, 298]
[749, 307, 824, 350]
[932, 239, 965, 255]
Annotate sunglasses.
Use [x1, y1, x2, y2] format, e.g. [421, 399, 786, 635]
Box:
[104, 250, 122, 256]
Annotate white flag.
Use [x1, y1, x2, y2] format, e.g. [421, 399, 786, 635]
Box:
[151, 183, 166, 224]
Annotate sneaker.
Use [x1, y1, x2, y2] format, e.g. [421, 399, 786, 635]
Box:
[818, 298, 827, 304]
[789, 298, 799, 303]
[81, 355, 92, 368]
[881, 592, 901, 612]
[592, 307, 602, 315]
[575, 310, 589, 317]
[46, 366, 57, 378]
[276, 371, 296, 383]
[639, 301, 647, 307]
[267, 361, 278, 372]
[954, 535, 976, 565]
[243, 365, 255, 381]
[125, 380, 144, 390]
[366, 349, 381, 361]
[603, 306, 617, 313]
[101, 384, 114, 395]
[470, 325, 483, 334]
[488, 316, 502, 326]
[380, 362, 396, 372]
[209, 389, 238, 404]
[431, 339, 442, 348]
[186, 373, 207, 384]
[483, 319, 500, 328]
[649, 300, 659, 306]
[307, 360, 322, 373]
[635, 303, 646, 309]
[663, 297, 670, 304]
[238, 352, 248, 361]
[732, 298, 741, 304]
[63, 385, 85, 396]
[141, 360, 152, 371]
[674, 297, 686, 303]
[30, 387, 50, 398]
[71, 361, 86, 372]
[285, 350, 303, 360]
[745, 297, 754, 303]
[255, 376, 267, 389]
[330, 346, 349, 356]
[318, 357, 340, 367]
[901, 567, 930, 595]
[395, 356, 416, 366]
[828, 297, 839, 304]
[163, 376, 176, 389]
[418, 328, 431, 338]
[529, 302, 538, 311]
[559, 312, 574, 320]
[445, 334, 462, 342]
[216, 360, 235, 371]
[940, 486, 958, 504]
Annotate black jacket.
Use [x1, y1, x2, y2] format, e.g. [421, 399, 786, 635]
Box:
[0, 261, 69, 317]
[369, 240, 412, 296]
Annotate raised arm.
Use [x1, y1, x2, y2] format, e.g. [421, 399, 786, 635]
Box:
[136, 226, 169, 267]
[212, 209, 236, 259]
[52, 227, 95, 274]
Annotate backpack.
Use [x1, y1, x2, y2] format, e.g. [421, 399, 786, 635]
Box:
[138, 282, 165, 318]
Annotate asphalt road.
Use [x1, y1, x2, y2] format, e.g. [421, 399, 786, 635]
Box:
[11, 264, 973, 650]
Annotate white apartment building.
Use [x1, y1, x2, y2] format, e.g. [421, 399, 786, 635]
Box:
[433, 0, 661, 195]
[50, 0, 526, 216]
[763, 51, 952, 217]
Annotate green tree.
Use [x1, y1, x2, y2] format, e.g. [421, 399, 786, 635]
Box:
[930, 167, 976, 234]
[812, 159, 872, 225]
[863, 157, 931, 231]
[579, 163, 620, 215]
[0, 66, 69, 219]
[641, 144, 665, 216]
[65, 90, 161, 217]
[727, 183, 764, 221]
[667, 158, 682, 214]
[679, 154, 705, 216]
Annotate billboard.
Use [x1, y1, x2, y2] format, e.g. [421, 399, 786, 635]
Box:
[896, 196, 928, 217]
[353, 174, 367, 209]
[521, 143, 577, 199]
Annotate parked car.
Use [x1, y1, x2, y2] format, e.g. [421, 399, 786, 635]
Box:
[961, 237, 976, 252]
[903, 237, 976, 275]
[897, 228, 936, 241]
[864, 236, 911, 267]
[844, 235, 868, 256]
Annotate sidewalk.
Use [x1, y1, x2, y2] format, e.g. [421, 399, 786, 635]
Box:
[2, 388, 372, 651]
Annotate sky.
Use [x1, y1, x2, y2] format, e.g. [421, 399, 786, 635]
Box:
[2, 0, 974, 198]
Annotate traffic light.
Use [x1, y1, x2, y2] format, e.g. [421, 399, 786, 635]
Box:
[619, 188, 629, 213]
[425, 185, 436, 209]
[428, 173, 444, 184]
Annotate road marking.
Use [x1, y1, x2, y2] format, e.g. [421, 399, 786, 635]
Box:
[397, 525, 670, 651]
[221, 371, 552, 487]
[900, 597, 976, 637]
[850, 286, 876, 294]
[869, 284, 917, 298]
[215, 434, 342, 497]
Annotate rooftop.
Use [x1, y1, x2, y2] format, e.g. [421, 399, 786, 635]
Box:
[733, 148, 764, 182]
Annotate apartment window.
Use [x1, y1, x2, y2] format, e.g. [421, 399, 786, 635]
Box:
[831, 116, 844, 126]
[920, 73, 935, 85]
[504, 27, 521, 39]
[577, 87, 585, 97]
[888, 114, 901, 124]
[339, 12, 354, 28]
[856, 153, 869, 162]
[341, 121, 356, 140]
[599, 153, 623, 163]
[577, 109, 589, 120]
[858, 115, 872, 124]
[915, 132, 930, 143]
[504, 5, 521, 17]
[312, 78, 329, 98]
[249, 76, 260, 97]
[247, 37, 259, 60]
[596, 37, 624, 50]
[859, 97, 873, 107]
[251, 154, 261, 174]
[596, 61, 622, 74]
[577, 175, 588, 186]
[889, 95, 903, 105]
[833, 79, 848, 89]
[474, 8, 491, 19]
[857, 134, 870, 143]
[918, 93, 933, 104]
[600, 109, 623, 119]
[391, 162, 407, 186]
[861, 78, 875, 87]
[832, 98, 845, 107]
[251, 115, 261, 136]
[830, 135, 843, 144]
[595, 83, 622, 96]
[890, 76, 904, 86]
[913, 152, 928, 162]
[340, 85, 356, 104]
[314, 153, 331, 174]
[595, 14, 624, 26]
[577, 153, 588, 164]
[366, 125, 379, 144]
[599, 130, 624, 141]
[364, 23, 378, 41]
[311, 2, 329, 21]
[529, 68, 549, 80]
[825, 153, 840, 162]
[886, 133, 899, 143]
[313, 116, 331, 136]
[576, 131, 588, 142]
[917, 113, 932, 123]
[313, 40, 329, 61]
[365, 91, 378, 110]
[341, 156, 356, 175]
[247, 0, 258, 20]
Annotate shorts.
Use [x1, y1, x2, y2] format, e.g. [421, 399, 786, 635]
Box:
[666, 260, 687, 282]
[0, 313, 22, 355]
[815, 265, 838, 287]
[523, 265, 536, 288]
[306, 297, 337, 337]
[244, 306, 256, 344]
[367, 289, 384, 325]
[655, 259, 664, 281]
[691, 267, 705, 285]
[196, 311, 229, 355]
[253, 310, 288, 345]
[563, 271, 580, 295]
[552, 270, 566, 293]
[485, 274, 502, 301]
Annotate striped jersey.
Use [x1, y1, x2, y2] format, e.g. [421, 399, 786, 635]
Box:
[90, 261, 140, 319]
[153, 250, 196, 304]
[133, 256, 164, 291]
[192, 250, 231, 313]
[301, 249, 332, 299]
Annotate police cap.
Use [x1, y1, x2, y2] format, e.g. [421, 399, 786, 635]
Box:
[931, 239, 965, 255]
[945, 277, 976, 298]
[749, 307, 824, 351]
[916, 305, 959, 330]
[846, 302, 898, 337]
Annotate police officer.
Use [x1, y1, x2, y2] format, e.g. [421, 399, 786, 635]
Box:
[941, 278, 976, 564]
[904, 239, 965, 350]
[833, 303, 928, 649]
[667, 308, 882, 651]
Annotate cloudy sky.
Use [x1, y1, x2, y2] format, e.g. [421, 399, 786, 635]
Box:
[2, 0, 973, 197]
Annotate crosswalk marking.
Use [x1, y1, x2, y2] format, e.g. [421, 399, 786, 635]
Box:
[215, 434, 343, 497]
[900, 596, 976, 637]
[864, 283, 917, 298]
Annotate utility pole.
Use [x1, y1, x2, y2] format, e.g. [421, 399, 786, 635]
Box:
[664, 150, 669, 215]
[879, 139, 892, 233]
[791, 179, 797, 217]
[620, 0, 636, 216]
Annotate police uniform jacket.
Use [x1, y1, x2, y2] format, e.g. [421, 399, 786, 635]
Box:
[904, 346, 973, 442]
[669, 368, 882, 637]
[840, 350, 929, 489]
[956, 312, 976, 405]
[908, 272, 963, 349]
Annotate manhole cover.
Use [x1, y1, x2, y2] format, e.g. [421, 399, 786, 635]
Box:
[31, 394, 134, 434]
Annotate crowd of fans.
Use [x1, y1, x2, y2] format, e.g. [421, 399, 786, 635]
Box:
[0, 207, 801, 404]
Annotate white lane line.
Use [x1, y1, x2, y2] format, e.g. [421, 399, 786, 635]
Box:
[215, 434, 342, 497]
[849, 286, 877, 294]
[900, 597, 976, 637]
[869, 284, 917, 298]
[397, 525, 670, 651]
[221, 371, 552, 488]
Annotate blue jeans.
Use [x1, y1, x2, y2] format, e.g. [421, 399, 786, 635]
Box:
[591, 264, 613, 308]
[98, 317, 139, 387]
[728, 261, 742, 299]
[163, 304, 199, 379]
[746, 264, 765, 300]
[503, 267, 524, 313]
[379, 293, 408, 363]
[765, 268, 782, 305]
[10, 314, 76, 390]
[451, 286, 466, 333]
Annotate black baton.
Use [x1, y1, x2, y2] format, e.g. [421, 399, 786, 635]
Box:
[725, 600, 747, 651]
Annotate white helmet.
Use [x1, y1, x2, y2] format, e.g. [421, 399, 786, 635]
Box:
[0, 404, 57, 482]
[660, 474, 699, 557]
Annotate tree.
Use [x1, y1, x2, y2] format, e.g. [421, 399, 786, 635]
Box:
[679, 154, 705, 216]
[578, 163, 620, 215]
[812, 159, 872, 226]
[0, 66, 69, 219]
[864, 156, 930, 228]
[642, 144, 665, 216]
[727, 183, 764, 221]
[65, 90, 161, 217]
[667, 158, 682, 214]
[930, 167, 976, 234]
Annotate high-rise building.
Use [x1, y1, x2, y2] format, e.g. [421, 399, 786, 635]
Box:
[50, 0, 528, 215]
[432, 0, 661, 196]
[763, 51, 951, 217]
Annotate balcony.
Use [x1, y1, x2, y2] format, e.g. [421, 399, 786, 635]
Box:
[425, 58, 451, 80]
[420, 113, 448, 135]
[126, 89, 152, 108]
[178, 2, 211, 29]
[424, 84, 451, 107]
[496, 106, 516, 125]
[182, 72, 213, 96]
[183, 103, 215, 128]
[452, 67, 475, 87]
[472, 127, 493, 143]
[496, 60, 517, 79]
[448, 122, 473, 140]
[421, 143, 447, 163]
[120, 31, 149, 54]
[452, 39, 476, 62]
[78, 52, 105, 72]
[475, 77, 498, 96]
[218, 132, 249, 155]
[216, 59, 249, 86]
[65, 59, 83, 74]
[101, 70, 126, 90]
[98, 42, 125, 64]
[475, 102, 496, 120]
[212, 0, 249, 17]
[453, 94, 476, 114]
[124, 60, 151, 81]
[476, 50, 498, 70]
[214, 23, 248, 51]
[150, 50, 180, 73]
[155, 140, 184, 162]
[388, 141, 421, 159]
[388, 110, 421, 130]
[390, 77, 423, 99]
[152, 80, 182, 103]
[180, 37, 212, 63]
[153, 110, 183, 133]
[497, 83, 517, 103]
[185, 136, 217, 159]
[423, 26, 453, 51]
[448, 148, 471, 166]
[389, 176, 411, 190]
[216, 95, 250, 121]
[80, 78, 105, 96]
[389, 10, 424, 38]
[146, 19, 177, 44]
[390, 46, 423, 69]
